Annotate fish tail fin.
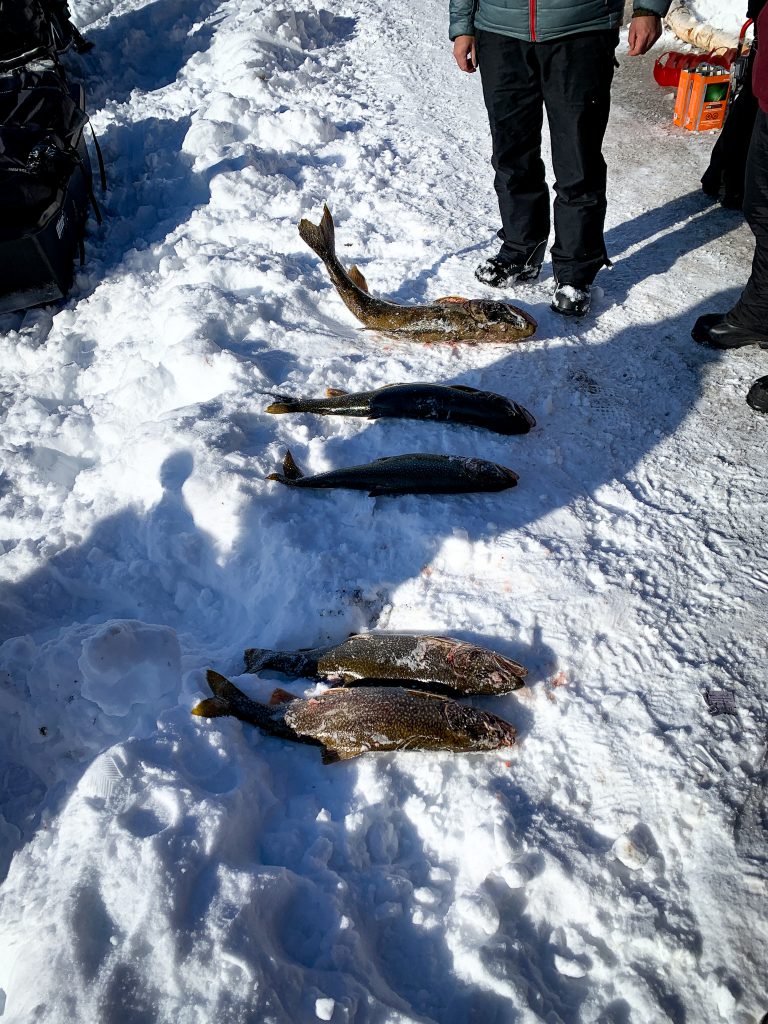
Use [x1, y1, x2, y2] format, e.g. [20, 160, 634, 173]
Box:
[282, 450, 304, 480]
[348, 265, 369, 293]
[244, 647, 276, 672]
[266, 449, 304, 485]
[266, 393, 299, 414]
[269, 687, 298, 705]
[191, 696, 229, 718]
[298, 204, 335, 261]
[192, 669, 248, 718]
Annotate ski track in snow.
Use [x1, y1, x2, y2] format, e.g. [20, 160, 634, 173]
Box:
[0, 0, 766, 1021]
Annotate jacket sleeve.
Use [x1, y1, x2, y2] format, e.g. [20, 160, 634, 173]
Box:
[449, 0, 477, 39]
[631, 0, 672, 15]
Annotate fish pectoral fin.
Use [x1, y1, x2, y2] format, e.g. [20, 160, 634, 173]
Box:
[434, 296, 469, 305]
[326, 387, 348, 397]
[282, 450, 304, 480]
[269, 687, 298, 705]
[348, 265, 370, 293]
[368, 486, 398, 497]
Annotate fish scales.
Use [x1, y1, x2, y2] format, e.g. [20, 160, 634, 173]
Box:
[245, 633, 527, 694]
[267, 383, 536, 435]
[267, 451, 519, 496]
[298, 205, 537, 344]
[284, 686, 517, 759]
[192, 674, 517, 761]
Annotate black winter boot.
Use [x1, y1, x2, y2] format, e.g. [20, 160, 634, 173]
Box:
[746, 376, 768, 413]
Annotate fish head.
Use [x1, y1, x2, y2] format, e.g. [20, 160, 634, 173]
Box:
[465, 300, 537, 340]
[447, 641, 527, 692]
[460, 457, 519, 490]
[444, 702, 517, 750]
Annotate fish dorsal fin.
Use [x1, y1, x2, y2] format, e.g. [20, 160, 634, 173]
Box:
[434, 295, 468, 305]
[269, 687, 298, 705]
[450, 385, 481, 393]
[282, 450, 304, 480]
[326, 387, 348, 397]
[348, 265, 369, 293]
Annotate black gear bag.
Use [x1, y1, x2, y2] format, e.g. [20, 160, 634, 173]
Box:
[0, 63, 97, 313]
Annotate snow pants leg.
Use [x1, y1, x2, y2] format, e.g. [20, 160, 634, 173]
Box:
[702, 49, 757, 207]
[475, 28, 618, 287]
[729, 108, 768, 331]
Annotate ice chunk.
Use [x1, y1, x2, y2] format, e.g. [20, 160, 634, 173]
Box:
[79, 620, 181, 716]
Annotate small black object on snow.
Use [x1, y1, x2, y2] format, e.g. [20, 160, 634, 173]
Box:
[703, 688, 737, 717]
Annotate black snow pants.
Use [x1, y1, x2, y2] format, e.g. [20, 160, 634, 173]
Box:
[701, 47, 757, 207]
[729, 107, 768, 331]
[475, 28, 619, 288]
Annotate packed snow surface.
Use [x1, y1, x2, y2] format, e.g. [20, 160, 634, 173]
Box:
[0, 0, 766, 1022]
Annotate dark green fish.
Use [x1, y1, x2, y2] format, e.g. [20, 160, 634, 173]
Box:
[266, 383, 535, 435]
[266, 450, 519, 497]
[244, 632, 527, 695]
[192, 670, 517, 763]
[298, 205, 537, 344]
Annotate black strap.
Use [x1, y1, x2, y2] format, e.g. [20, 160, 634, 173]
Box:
[88, 121, 106, 191]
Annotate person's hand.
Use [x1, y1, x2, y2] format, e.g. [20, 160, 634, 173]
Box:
[627, 15, 662, 55]
[453, 35, 477, 73]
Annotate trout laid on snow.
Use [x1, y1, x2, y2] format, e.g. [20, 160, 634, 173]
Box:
[244, 632, 527, 694]
[267, 450, 519, 496]
[192, 670, 517, 763]
[298, 205, 537, 344]
[267, 382, 536, 435]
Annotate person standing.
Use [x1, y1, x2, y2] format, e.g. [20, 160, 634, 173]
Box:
[450, 0, 670, 316]
[692, 2, 768, 414]
[701, 0, 764, 210]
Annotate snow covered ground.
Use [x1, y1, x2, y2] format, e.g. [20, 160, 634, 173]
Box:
[0, 0, 766, 1021]
[688, 1, 751, 39]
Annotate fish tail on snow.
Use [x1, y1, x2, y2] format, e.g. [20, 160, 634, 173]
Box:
[266, 450, 304, 484]
[191, 669, 246, 718]
[265, 393, 299, 414]
[298, 204, 336, 262]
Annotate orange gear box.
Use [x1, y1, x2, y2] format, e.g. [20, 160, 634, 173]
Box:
[674, 67, 731, 131]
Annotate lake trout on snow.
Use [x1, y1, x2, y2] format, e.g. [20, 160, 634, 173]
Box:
[244, 632, 527, 695]
[192, 670, 518, 763]
[298, 205, 537, 344]
[267, 382, 536, 435]
[267, 450, 519, 496]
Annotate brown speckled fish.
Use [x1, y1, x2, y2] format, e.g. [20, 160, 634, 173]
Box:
[244, 632, 527, 695]
[192, 670, 517, 763]
[298, 205, 537, 344]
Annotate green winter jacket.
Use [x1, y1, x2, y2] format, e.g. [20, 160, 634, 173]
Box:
[449, 0, 671, 43]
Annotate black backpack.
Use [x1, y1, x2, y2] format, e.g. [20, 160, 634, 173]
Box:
[0, 0, 90, 70]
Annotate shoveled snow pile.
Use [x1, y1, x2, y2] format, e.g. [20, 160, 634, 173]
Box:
[686, 0, 751, 38]
[0, 0, 766, 1022]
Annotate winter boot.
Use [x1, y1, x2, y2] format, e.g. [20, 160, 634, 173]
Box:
[551, 282, 591, 317]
